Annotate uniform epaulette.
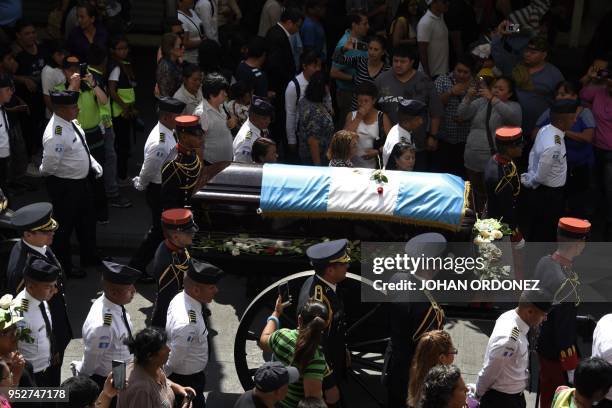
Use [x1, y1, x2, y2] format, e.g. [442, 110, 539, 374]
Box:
[245, 130, 252, 140]
[103, 313, 113, 326]
[188, 310, 197, 324]
[554, 135, 561, 145]
[55, 125, 62, 135]
[510, 326, 520, 341]
[20, 298, 29, 312]
[160, 132, 165, 143]
[313, 285, 325, 303]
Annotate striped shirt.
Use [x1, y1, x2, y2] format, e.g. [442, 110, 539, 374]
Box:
[269, 329, 328, 408]
[332, 48, 390, 110]
[509, 0, 550, 30]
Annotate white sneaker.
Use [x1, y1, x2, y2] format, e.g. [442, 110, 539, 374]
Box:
[26, 163, 41, 178]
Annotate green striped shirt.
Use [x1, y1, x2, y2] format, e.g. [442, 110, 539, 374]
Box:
[269, 328, 328, 408]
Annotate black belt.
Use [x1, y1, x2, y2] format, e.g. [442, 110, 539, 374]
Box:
[535, 184, 563, 191]
[488, 389, 524, 398]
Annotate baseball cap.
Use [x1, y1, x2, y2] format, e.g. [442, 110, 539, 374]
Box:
[254, 362, 300, 392]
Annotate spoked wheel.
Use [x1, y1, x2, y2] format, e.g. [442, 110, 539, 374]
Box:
[234, 270, 390, 407]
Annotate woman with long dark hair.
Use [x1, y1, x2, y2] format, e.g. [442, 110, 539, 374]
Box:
[259, 297, 330, 408]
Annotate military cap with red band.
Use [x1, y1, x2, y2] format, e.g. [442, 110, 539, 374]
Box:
[495, 126, 523, 146]
[557, 217, 591, 239]
[161, 208, 199, 232]
[175, 115, 203, 135]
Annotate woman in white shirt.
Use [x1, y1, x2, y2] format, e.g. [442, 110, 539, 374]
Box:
[41, 41, 67, 118]
[173, 63, 203, 114]
[177, 0, 204, 64]
[343, 81, 391, 169]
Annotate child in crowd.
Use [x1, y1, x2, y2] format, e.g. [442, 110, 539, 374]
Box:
[385, 142, 416, 171]
[327, 130, 358, 167]
[251, 137, 278, 164]
[224, 81, 252, 136]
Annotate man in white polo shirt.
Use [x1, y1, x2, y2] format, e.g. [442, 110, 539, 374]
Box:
[417, 0, 450, 78]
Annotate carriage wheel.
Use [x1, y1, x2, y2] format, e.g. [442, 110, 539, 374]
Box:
[233, 270, 389, 406]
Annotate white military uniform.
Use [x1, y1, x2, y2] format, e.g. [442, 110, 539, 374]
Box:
[164, 291, 208, 376]
[382, 124, 412, 167]
[476, 309, 530, 397]
[15, 289, 53, 373]
[40, 114, 102, 179]
[592, 313, 612, 401]
[232, 119, 265, 163]
[76, 294, 133, 377]
[521, 124, 567, 189]
[133, 122, 176, 190]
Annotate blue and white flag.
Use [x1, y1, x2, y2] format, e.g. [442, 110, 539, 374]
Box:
[260, 164, 469, 231]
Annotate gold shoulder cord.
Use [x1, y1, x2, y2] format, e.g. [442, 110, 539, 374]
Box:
[553, 266, 581, 306]
[412, 290, 445, 342]
[494, 161, 520, 197]
[176, 154, 203, 190]
[158, 251, 191, 292]
[313, 285, 333, 329]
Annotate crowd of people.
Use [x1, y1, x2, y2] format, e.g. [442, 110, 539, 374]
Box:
[0, 0, 612, 406]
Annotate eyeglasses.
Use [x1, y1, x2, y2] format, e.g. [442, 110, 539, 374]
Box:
[447, 348, 459, 355]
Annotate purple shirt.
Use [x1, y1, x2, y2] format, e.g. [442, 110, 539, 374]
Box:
[580, 86, 612, 151]
[67, 23, 109, 63]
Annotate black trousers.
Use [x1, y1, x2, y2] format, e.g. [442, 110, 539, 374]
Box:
[129, 183, 163, 273]
[522, 185, 565, 242]
[433, 140, 466, 178]
[34, 363, 61, 387]
[45, 175, 96, 275]
[168, 371, 206, 408]
[597, 399, 612, 408]
[383, 344, 411, 408]
[0, 157, 7, 193]
[480, 389, 525, 408]
[113, 115, 133, 180]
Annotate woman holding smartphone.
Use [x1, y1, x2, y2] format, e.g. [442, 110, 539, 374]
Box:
[116, 327, 195, 408]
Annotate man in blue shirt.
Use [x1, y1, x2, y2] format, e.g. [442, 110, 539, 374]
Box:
[330, 10, 369, 127]
[301, 0, 327, 60]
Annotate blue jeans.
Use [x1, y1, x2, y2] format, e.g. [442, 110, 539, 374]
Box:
[103, 126, 119, 197]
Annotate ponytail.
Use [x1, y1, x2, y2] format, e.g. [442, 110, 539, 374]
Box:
[292, 300, 328, 374]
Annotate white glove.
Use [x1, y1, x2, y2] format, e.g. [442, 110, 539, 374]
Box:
[92, 161, 103, 179]
[567, 369, 575, 384]
[520, 173, 529, 186]
[132, 176, 146, 191]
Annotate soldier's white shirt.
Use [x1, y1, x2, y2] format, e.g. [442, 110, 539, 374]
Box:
[15, 289, 52, 373]
[521, 124, 567, 188]
[135, 122, 176, 188]
[592, 314, 612, 400]
[40, 114, 102, 179]
[476, 309, 530, 396]
[164, 291, 208, 376]
[77, 294, 133, 377]
[232, 119, 263, 163]
[382, 124, 412, 168]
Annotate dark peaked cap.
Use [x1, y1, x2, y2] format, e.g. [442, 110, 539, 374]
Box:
[102, 261, 142, 284]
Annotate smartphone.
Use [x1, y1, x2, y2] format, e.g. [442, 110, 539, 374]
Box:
[278, 282, 291, 304]
[354, 40, 368, 51]
[477, 76, 486, 89]
[79, 63, 88, 78]
[112, 360, 126, 390]
[507, 23, 520, 33]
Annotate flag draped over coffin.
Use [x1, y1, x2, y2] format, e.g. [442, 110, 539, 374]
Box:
[259, 164, 470, 232]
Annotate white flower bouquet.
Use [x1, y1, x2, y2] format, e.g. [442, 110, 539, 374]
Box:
[473, 218, 513, 281]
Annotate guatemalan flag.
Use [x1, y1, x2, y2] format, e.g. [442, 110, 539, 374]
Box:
[259, 164, 469, 232]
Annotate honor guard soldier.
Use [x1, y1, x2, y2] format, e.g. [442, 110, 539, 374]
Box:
[151, 208, 198, 328]
[75, 261, 140, 392]
[40, 90, 104, 278]
[165, 259, 223, 408]
[7, 203, 73, 370]
[484, 127, 524, 235]
[536, 217, 590, 408]
[161, 115, 204, 210]
[297, 239, 351, 404]
[521, 100, 577, 242]
[384, 233, 446, 408]
[475, 290, 552, 408]
[15, 256, 63, 387]
[130, 97, 186, 282]
[232, 96, 274, 163]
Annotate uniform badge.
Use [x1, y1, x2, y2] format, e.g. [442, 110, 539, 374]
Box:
[510, 326, 520, 341]
[55, 144, 64, 153]
[188, 310, 197, 324]
[103, 313, 113, 326]
[160, 132, 165, 143]
[54, 126, 62, 135]
[20, 298, 29, 312]
[554, 135, 561, 145]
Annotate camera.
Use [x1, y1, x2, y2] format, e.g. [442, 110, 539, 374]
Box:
[507, 23, 520, 33]
[352, 38, 368, 51]
[79, 63, 88, 78]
